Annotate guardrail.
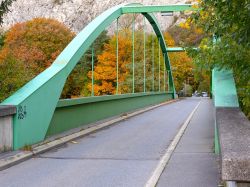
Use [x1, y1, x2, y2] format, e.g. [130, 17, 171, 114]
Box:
[46, 92, 173, 137]
[212, 68, 250, 186]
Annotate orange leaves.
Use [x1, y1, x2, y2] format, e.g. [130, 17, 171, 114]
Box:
[0, 18, 75, 101]
[179, 22, 191, 30]
[0, 18, 75, 73]
[164, 32, 175, 47]
[88, 32, 132, 95]
[163, 32, 194, 92]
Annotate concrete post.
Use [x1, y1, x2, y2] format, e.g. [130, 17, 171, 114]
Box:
[226, 181, 237, 187]
[0, 106, 16, 152]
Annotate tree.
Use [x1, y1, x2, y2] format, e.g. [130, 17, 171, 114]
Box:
[0, 18, 75, 101]
[168, 24, 205, 47]
[87, 29, 132, 95]
[62, 30, 109, 98]
[0, 0, 15, 25]
[0, 56, 34, 101]
[0, 18, 75, 72]
[164, 32, 195, 93]
[190, 0, 250, 118]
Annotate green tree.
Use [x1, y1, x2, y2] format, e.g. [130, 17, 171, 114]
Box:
[0, 56, 34, 101]
[190, 0, 250, 117]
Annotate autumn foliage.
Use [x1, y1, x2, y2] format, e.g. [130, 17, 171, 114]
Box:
[87, 30, 132, 95]
[0, 18, 75, 72]
[88, 29, 195, 96]
[0, 18, 75, 101]
[0, 17, 201, 102]
[164, 32, 194, 93]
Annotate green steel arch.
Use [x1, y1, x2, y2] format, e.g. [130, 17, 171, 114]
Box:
[1, 3, 193, 149]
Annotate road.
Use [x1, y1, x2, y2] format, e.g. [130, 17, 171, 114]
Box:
[0, 98, 218, 187]
[157, 98, 219, 187]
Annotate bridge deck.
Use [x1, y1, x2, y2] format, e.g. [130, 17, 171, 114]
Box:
[157, 98, 219, 186]
[0, 98, 219, 186]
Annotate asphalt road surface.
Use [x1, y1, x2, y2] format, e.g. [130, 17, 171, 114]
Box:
[0, 98, 218, 187]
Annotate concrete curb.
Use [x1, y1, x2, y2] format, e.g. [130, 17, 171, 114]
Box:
[144, 100, 201, 187]
[0, 99, 178, 171]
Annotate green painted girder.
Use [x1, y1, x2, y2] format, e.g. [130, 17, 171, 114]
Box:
[0, 3, 193, 150]
[212, 68, 239, 107]
[166, 47, 185, 52]
[166, 47, 199, 52]
[47, 92, 173, 137]
[122, 4, 197, 13]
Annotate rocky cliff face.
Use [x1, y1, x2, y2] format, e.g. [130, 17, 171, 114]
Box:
[2, 0, 188, 32]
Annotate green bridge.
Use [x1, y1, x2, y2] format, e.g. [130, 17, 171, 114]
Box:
[0, 4, 249, 187]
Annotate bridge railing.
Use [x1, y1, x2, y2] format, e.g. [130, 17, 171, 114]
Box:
[212, 68, 250, 185]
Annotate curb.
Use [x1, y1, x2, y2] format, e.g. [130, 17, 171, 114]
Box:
[0, 99, 178, 171]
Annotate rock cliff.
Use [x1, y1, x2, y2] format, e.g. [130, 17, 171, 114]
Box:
[2, 0, 188, 32]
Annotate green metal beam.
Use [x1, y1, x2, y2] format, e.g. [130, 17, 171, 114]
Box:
[132, 14, 135, 93]
[164, 53, 166, 91]
[116, 18, 119, 94]
[122, 4, 197, 13]
[212, 69, 239, 107]
[46, 92, 173, 137]
[143, 16, 146, 93]
[166, 47, 199, 52]
[158, 38, 161, 92]
[166, 47, 185, 52]
[91, 44, 94, 96]
[152, 37, 155, 91]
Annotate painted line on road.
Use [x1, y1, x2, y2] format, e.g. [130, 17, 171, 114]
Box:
[0, 99, 178, 171]
[144, 100, 201, 187]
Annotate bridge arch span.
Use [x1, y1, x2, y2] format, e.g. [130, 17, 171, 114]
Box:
[1, 3, 177, 149]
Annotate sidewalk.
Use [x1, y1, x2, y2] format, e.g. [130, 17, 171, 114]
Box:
[157, 98, 220, 187]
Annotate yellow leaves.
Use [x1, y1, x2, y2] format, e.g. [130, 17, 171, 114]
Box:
[87, 80, 115, 96]
[199, 10, 209, 20]
[194, 27, 203, 34]
[191, 4, 199, 9]
[179, 22, 190, 30]
[200, 44, 208, 50]
[164, 32, 175, 46]
[88, 31, 132, 95]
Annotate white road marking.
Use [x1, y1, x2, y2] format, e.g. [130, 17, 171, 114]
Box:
[144, 100, 201, 187]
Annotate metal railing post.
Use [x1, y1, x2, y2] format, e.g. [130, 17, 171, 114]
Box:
[164, 53, 166, 92]
[116, 18, 119, 94]
[152, 36, 154, 91]
[132, 14, 135, 93]
[167, 70, 170, 92]
[158, 38, 161, 92]
[91, 44, 94, 96]
[143, 16, 146, 93]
